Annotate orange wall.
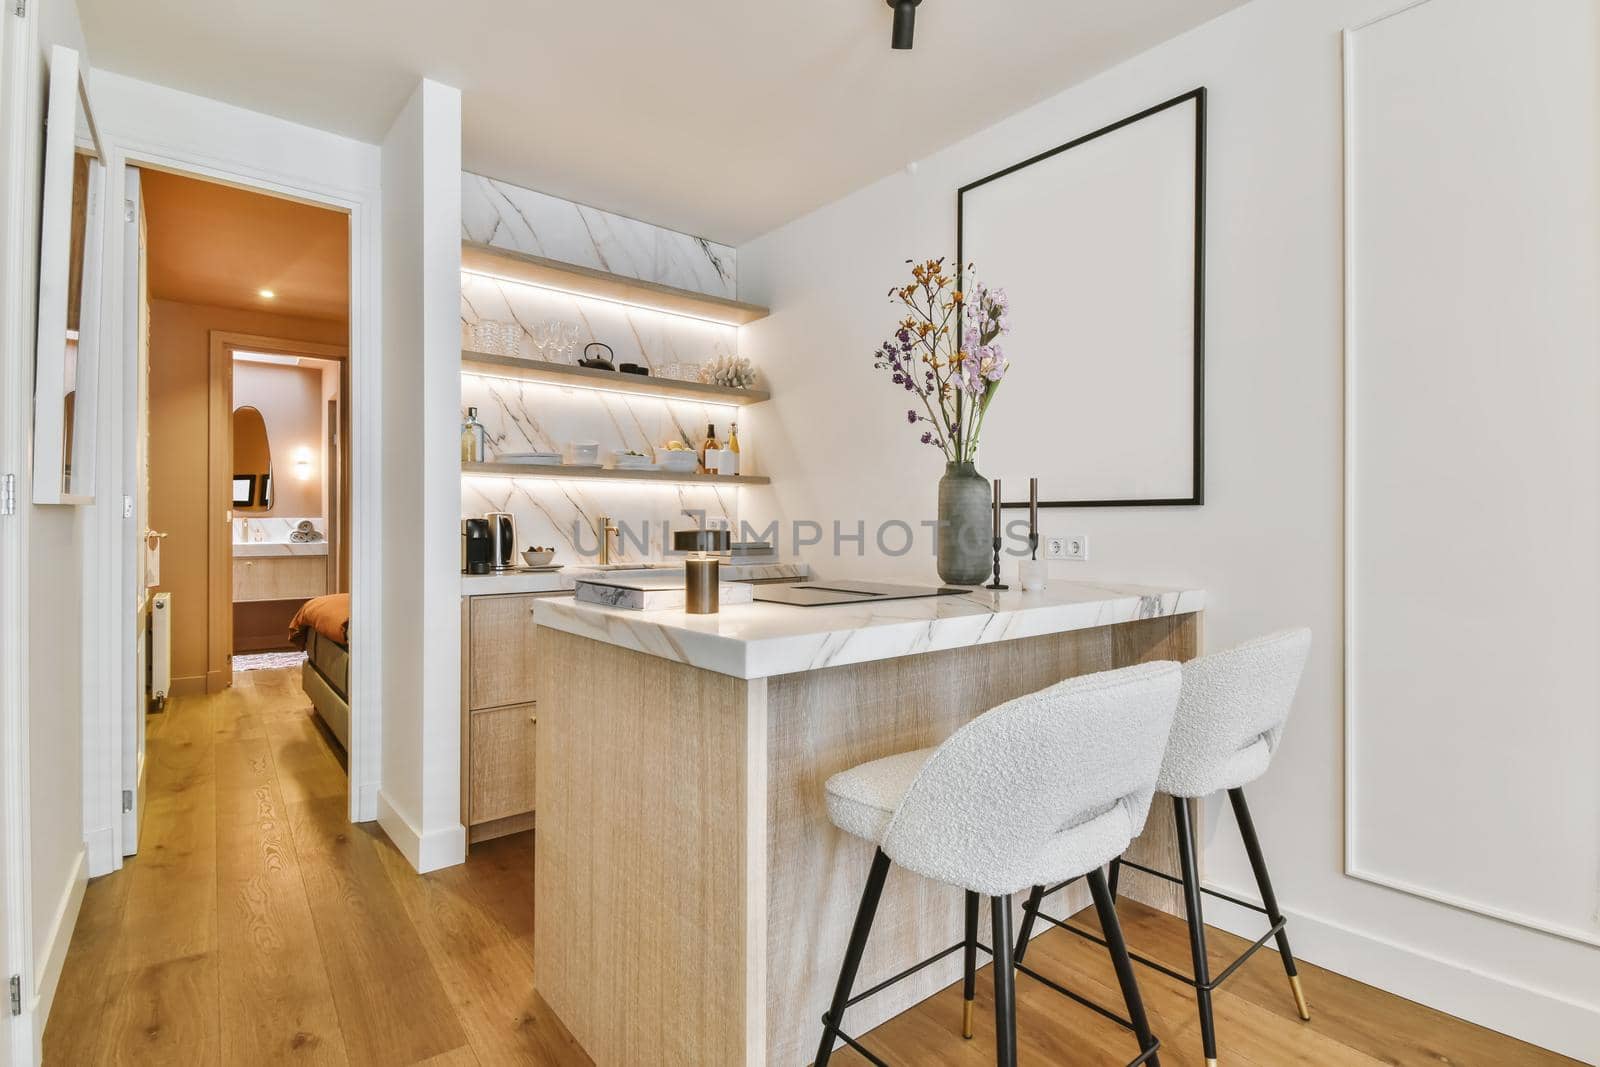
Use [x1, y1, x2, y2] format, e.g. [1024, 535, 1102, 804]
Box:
[148, 299, 346, 689]
[234, 361, 325, 518]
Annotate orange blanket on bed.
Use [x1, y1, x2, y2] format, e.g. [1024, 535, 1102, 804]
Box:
[289, 593, 351, 649]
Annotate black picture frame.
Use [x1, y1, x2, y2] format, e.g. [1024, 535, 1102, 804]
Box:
[957, 87, 1207, 508]
[257, 472, 273, 508]
[232, 474, 256, 508]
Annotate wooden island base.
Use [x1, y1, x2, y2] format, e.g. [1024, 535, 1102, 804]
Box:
[535, 612, 1200, 1066]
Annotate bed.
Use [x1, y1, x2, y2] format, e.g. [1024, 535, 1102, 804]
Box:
[289, 593, 350, 752]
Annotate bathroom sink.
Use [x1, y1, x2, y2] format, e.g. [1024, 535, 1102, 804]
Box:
[582, 562, 679, 571]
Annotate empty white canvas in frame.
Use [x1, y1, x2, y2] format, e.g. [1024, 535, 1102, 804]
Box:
[960, 90, 1204, 506]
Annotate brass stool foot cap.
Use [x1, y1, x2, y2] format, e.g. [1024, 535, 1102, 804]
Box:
[1206, 1059, 1218, 1067]
[961, 999, 974, 1039]
[1290, 974, 1311, 1021]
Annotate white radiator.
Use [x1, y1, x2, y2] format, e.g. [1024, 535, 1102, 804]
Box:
[149, 592, 171, 710]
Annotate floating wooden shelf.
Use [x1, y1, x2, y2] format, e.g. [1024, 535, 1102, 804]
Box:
[462, 351, 770, 407]
[463, 462, 770, 487]
[461, 241, 770, 326]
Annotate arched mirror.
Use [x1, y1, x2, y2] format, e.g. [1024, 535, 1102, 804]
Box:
[232, 405, 273, 511]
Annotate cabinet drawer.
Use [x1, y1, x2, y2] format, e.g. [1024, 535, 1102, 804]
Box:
[469, 703, 536, 825]
[232, 556, 326, 602]
[467, 594, 539, 709]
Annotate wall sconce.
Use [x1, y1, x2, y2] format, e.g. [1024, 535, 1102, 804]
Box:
[294, 447, 313, 481]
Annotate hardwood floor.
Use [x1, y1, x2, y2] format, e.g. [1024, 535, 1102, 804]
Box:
[43, 668, 1579, 1066]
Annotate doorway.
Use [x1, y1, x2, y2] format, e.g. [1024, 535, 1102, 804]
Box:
[132, 167, 352, 847]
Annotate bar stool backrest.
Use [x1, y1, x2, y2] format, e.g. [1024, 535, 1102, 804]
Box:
[881, 661, 1183, 897]
[1159, 628, 1312, 798]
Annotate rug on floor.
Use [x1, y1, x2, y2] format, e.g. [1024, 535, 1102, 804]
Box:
[232, 650, 307, 672]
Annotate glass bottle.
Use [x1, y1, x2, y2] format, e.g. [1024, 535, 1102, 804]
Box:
[726, 422, 740, 476]
[698, 422, 719, 474]
[461, 406, 487, 463]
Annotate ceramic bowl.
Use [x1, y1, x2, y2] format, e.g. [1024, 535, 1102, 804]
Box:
[659, 450, 699, 473]
[522, 548, 556, 567]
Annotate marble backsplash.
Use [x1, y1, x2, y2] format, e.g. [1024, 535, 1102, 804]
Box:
[462, 372, 741, 464]
[460, 273, 740, 385]
[462, 173, 737, 300]
[462, 476, 736, 567]
[460, 175, 747, 568]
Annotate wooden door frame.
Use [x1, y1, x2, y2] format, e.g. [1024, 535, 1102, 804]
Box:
[207, 332, 347, 691]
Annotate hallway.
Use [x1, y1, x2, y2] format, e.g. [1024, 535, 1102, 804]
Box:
[41, 668, 586, 1065]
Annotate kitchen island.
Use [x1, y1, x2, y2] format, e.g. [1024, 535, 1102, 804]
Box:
[532, 581, 1205, 1066]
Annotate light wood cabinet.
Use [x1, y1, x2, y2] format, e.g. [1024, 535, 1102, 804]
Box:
[232, 555, 327, 602]
[469, 703, 536, 825]
[460, 592, 544, 844]
[467, 594, 539, 710]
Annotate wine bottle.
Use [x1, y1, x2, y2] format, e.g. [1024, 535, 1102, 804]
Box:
[726, 422, 740, 476]
[704, 422, 723, 476]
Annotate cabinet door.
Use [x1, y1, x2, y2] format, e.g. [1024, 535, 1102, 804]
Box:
[233, 556, 327, 602]
[467, 594, 538, 710]
[469, 703, 536, 824]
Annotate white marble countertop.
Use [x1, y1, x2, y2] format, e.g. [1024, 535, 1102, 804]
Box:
[531, 580, 1205, 679]
[460, 560, 808, 596]
[233, 541, 328, 558]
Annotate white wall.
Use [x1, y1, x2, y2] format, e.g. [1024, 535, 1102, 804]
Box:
[0, 0, 92, 1058]
[377, 79, 466, 873]
[738, 0, 1600, 1058]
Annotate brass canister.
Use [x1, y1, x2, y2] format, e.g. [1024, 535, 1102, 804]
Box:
[685, 557, 720, 614]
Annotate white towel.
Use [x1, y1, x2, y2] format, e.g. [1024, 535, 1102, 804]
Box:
[145, 537, 160, 587]
[294, 519, 315, 535]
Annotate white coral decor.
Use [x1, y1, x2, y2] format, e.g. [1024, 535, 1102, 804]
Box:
[698, 354, 758, 389]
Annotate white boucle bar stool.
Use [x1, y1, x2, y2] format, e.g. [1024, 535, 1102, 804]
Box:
[1014, 629, 1313, 1067]
[812, 661, 1185, 1067]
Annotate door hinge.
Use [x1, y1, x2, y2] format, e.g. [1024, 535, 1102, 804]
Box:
[8, 975, 20, 1017]
[1, 474, 15, 516]
[121, 789, 133, 813]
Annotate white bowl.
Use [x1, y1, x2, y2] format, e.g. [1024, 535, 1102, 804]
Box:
[659, 450, 699, 473]
[522, 548, 556, 567]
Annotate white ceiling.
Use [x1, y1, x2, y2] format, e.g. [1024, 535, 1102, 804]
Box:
[78, 0, 1245, 245]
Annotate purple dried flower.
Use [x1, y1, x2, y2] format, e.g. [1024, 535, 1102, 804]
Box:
[906, 409, 918, 424]
[920, 431, 933, 444]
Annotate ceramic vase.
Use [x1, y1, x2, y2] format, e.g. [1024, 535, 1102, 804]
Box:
[936, 461, 992, 586]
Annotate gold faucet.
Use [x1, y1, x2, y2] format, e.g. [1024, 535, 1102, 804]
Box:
[597, 515, 619, 564]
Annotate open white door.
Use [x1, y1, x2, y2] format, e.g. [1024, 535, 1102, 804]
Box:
[120, 167, 149, 854]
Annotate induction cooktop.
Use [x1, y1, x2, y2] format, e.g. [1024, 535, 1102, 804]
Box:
[751, 580, 971, 607]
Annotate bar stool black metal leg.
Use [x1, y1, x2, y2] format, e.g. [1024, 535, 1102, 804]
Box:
[1108, 856, 1123, 900]
[962, 890, 980, 1038]
[990, 894, 1018, 1067]
[1088, 866, 1161, 1067]
[1229, 787, 1309, 1021]
[815, 848, 892, 1067]
[1013, 885, 1045, 963]
[1173, 796, 1219, 1066]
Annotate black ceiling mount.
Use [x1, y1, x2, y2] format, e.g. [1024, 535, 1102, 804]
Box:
[888, 0, 923, 50]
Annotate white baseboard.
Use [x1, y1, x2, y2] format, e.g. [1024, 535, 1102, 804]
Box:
[1202, 884, 1600, 1065]
[83, 825, 117, 879]
[375, 790, 466, 874]
[31, 846, 87, 1055]
[352, 778, 379, 824]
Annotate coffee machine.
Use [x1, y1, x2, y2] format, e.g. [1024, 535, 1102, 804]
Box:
[485, 512, 516, 571]
[461, 518, 492, 575]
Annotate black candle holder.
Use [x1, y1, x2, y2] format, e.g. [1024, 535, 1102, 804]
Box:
[1028, 532, 1040, 561]
[985, 536, 1008, 590]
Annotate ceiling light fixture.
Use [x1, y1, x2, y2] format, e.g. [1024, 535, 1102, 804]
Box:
[258, 288, 275, 299]
[888, 0, 922, 49]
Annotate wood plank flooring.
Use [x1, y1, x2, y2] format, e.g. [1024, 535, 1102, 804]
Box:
[42, 668, 1579, 1066]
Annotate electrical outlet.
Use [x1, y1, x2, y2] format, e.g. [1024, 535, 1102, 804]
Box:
[1045, 535, 1089, 561]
